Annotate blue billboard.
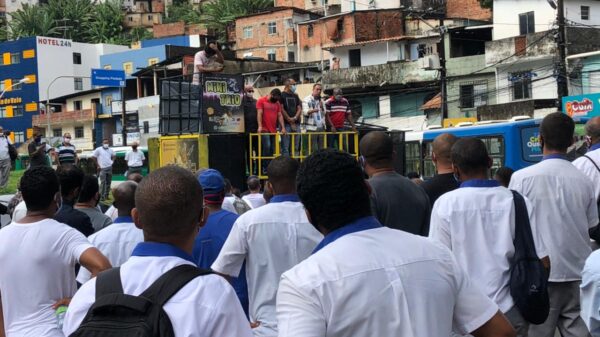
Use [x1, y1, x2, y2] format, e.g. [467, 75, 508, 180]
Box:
[562, 93, 600, 118]
[91, 69, 126, 87]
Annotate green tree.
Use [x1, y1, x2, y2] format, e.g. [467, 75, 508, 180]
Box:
[201, 0, 272, 40]
[8, 4, 58, 39]
[479, 0, 492, 9]
[164, 2, 202, 24]
[128, 27, 153, 42]
[85, 0, 128, 44]
[45, 0, 94, 41]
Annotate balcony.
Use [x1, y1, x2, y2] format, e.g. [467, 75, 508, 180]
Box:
[32, 109, 95, 127]
[322, 60, 438, 89]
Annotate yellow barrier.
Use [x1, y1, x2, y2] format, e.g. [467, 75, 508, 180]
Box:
[249, 131, 359, 179]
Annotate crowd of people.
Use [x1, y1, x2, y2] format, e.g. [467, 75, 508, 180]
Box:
[2, 112, 600, 337]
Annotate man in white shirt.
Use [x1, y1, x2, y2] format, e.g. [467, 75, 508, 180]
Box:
[277, 149, 516, 337]
[430, 138, 550, 336]
[302, 83, 325, 151]
[222, 178, 251, 215]
[192, 41, 224, 85]
[77, 181, 143, 284]
[242, 176, 266, 209]
[212, 156, 322, 337]
[124, 142, 145, 175]
[0, 126, 12, 190]
[573, 117, 600, 239]
[581, 250, 600, 335]
[63, 166, 253, 337]
[104, 172, 143, 221]
[92, 138, 116, 201]
[0, 166, 111, 337]
[510, 113, 597, 337]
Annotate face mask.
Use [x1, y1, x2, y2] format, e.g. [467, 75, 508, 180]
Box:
[245, 92, 254, 98]
[103, 144, 109, 149]
[64, 137, 71, 144]
[291, 85, 297, 93]
[335, 95, 342, 101]
[35, 136, 42, 143]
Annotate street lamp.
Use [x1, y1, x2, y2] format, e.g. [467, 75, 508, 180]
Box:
[0, 77, 30, 100]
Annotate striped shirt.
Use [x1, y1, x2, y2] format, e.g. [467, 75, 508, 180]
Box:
[324, 97, 351, 129]
[57, 143, 76, 165]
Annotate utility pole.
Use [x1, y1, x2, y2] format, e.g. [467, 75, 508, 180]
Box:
[556, 0, 568, 111]
[121, 87, 127, 146]
[438, 19, 448, 120]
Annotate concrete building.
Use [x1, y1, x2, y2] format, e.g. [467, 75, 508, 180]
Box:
[233, 7, 321, 62]
[123, 0, 168, 29]
[0, 36, 127, 145]
[275, 0, 342, 15]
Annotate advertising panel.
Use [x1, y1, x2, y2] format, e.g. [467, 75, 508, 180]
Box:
[159, 136, 200, 171]
[201, 73, 245, 133]
[562, 93, 600, 117]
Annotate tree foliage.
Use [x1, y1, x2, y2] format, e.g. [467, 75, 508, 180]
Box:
[7, 4, 59, 39]
[201, 0, 272, 40]
[479, 0, 492, 9]
[164, 2, 202, 24]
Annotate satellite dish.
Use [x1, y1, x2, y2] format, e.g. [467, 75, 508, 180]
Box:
[547, 0, 557, 9]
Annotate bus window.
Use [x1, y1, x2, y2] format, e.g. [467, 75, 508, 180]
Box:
[481, 136, 505, 175]
[404, 141, 421, 176]
[520, 126, 542, 163]
[423, 141, 436, 179]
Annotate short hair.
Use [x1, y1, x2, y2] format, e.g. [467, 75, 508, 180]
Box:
[297, 149, 371, 232]
[451, 138, 490, 175]
[359, 131, 393, 169]
[585, 117, 600, 140]
[114, 181, 137, 215]
[267, 156, 299, 193]
[494, 166, 515, 188]
[333, 88, 343, 95]
[135, 166, 203, 238]
[270, 88, 282, 97]
[540, 112, 574, 152]
[78, 175, 99, 203]
[127, 172, 143, 183]
[313, 83, 322, 90]
[432, 133, 458, 164]
[56, 165, 84, 198]
[247, 176, 261, 191]
[20, 166, 59, 211]
[102, 138, 109, 142]
[406, 171, 421, 179]
[284, 78, 295, 86]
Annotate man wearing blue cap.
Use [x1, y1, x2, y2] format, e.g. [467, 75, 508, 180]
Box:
[194, 168, 249, 316]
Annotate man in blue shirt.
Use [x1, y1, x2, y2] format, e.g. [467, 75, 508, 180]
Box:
[193, 169, 249, 316]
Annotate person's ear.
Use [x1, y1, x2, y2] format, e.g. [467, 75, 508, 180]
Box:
[132, 208, 143, 230]
[432, 152, 438, 164]
[199, 206, 208, 229]
[452, 164, 461, 182]
[364, 179, 373, 196]
[266, 181, 274, 195]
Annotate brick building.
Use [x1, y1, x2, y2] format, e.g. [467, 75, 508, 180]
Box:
[233, 7, 321, 62]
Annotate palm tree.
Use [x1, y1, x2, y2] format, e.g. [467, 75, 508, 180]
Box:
[85, 0, 127, 44]
[201, 0, 272, 40]
[8, 4, 58, 39]
[46, 0, 94, 41]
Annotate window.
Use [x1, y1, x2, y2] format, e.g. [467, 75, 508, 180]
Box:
[75, 126, 84, 138]
[74, 77, 83, 90]
[308, 24, 314, 37]
[128, 16, 133, 22]
[73, 52, 82, 65]
[143, 121, 149, 134]
[404, 141, 421, 176]
[74, 100, 83, 111]
[13, 105, 23, 117]
[243, 26, 253, 39]
[123, 62, 133, 74]
[519, 12, 535, 35]
[459, 81, 488, 108]
[337, 18, 344, 33]
[349, 49, 361, 67]
[0, 81, 4, 92]
[285, 19, 293, 29]
[268, 22, 277, 35]
[287, 51, 295, 62]
[105, 95, 113, 108]
[0, 107, 5, 118]
[14, 132, 24, 143]
[11, 79, 23, 90]
[148, 57, 159, 66]
[582, 6, 590, 20]
[53, 128, 62, 137]
[417, 44, 434, 58]
[148, 15, 153, 21]
[10, 53, 19, 64]
[510, 71, 533, 100]
[267, 49, 276, 61]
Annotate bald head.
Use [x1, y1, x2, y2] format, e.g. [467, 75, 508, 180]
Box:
[432, 133, 458, 167]
[359, 131, 393, 169]
[113, 181, 137, 217]
[586, 117, 600, 144]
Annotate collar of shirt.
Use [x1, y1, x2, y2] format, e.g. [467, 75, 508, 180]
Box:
[591, 143, 600, 151]
[114, 216, 134, 224]
[460, 179, 500, 188]
[270, 194, 300, 203]
[542, 154, 568, 161]
[131, 242, 196, 264]
[313, 216, 382, 254]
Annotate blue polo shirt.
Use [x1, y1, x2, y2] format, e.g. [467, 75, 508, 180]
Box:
[193, 210, 249, 316]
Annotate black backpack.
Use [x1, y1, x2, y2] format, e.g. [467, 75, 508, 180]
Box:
[509, 190, 550, 325]
[69, 264, 212, 337]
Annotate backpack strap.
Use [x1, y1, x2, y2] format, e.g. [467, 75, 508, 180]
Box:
[584, 155, 600, 173]
[140, 264, 212, 306]
[95, 267, 124, 299]
[511, 190, 539, 260]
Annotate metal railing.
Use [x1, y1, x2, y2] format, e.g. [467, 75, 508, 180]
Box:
[249, 131, 359, 179]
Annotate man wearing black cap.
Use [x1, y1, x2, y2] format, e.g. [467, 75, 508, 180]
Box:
[194, 168, 249, 316]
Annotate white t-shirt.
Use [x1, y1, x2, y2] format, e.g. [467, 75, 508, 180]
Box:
[277, 225, 499, 337]
[64, 254, 253, 337]
[429, 183, 547, 313]
[0, 136, 11, 160]
[211, 199, 323, 337]
[92, 146, 115, 169]
[77, 219, 143, 284]
[581, 249, 600, 334]
[0, 218, 93, 337]
[11, 200, 27, 223]
[192, 50, 220, 85]
[124, 150, 145, 167]
[509, 158, 598, 281]
[573, 147, 600, 200]
[242, 193, 266, 209]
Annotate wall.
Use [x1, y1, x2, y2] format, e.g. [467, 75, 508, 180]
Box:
[493, 0, 555, 40]
[140, 35, 197, 48]
[331, 42, 403, 68]
[446, 0, 491, 21]
[65, 92, 101, 111]
[565, 1, 600, 27]
[341, 0, 400, 12]
[100, 45, 167, 78]
[51, 123, 95, 151]
[495, 58, 556, 104]
[275, 0, 305, 8]
[446, 72, 496, 119]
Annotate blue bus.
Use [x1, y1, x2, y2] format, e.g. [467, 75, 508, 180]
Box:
[405, 117, 588, 179]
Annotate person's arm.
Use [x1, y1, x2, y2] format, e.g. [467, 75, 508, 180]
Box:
[276, 274, 326, 337]
[294, 99, 302, 121]
[0, 292, 5, 337]
[78, 247, 111, 277]
[211, 221, 248, 278]
[257, 108, 264, 133]
[428, 201, 452, 249]
[346, 104, 356, 131]
[324, 102, 336, 132]
[278, 109, 287, 135]
[470, 311, 516, 337]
